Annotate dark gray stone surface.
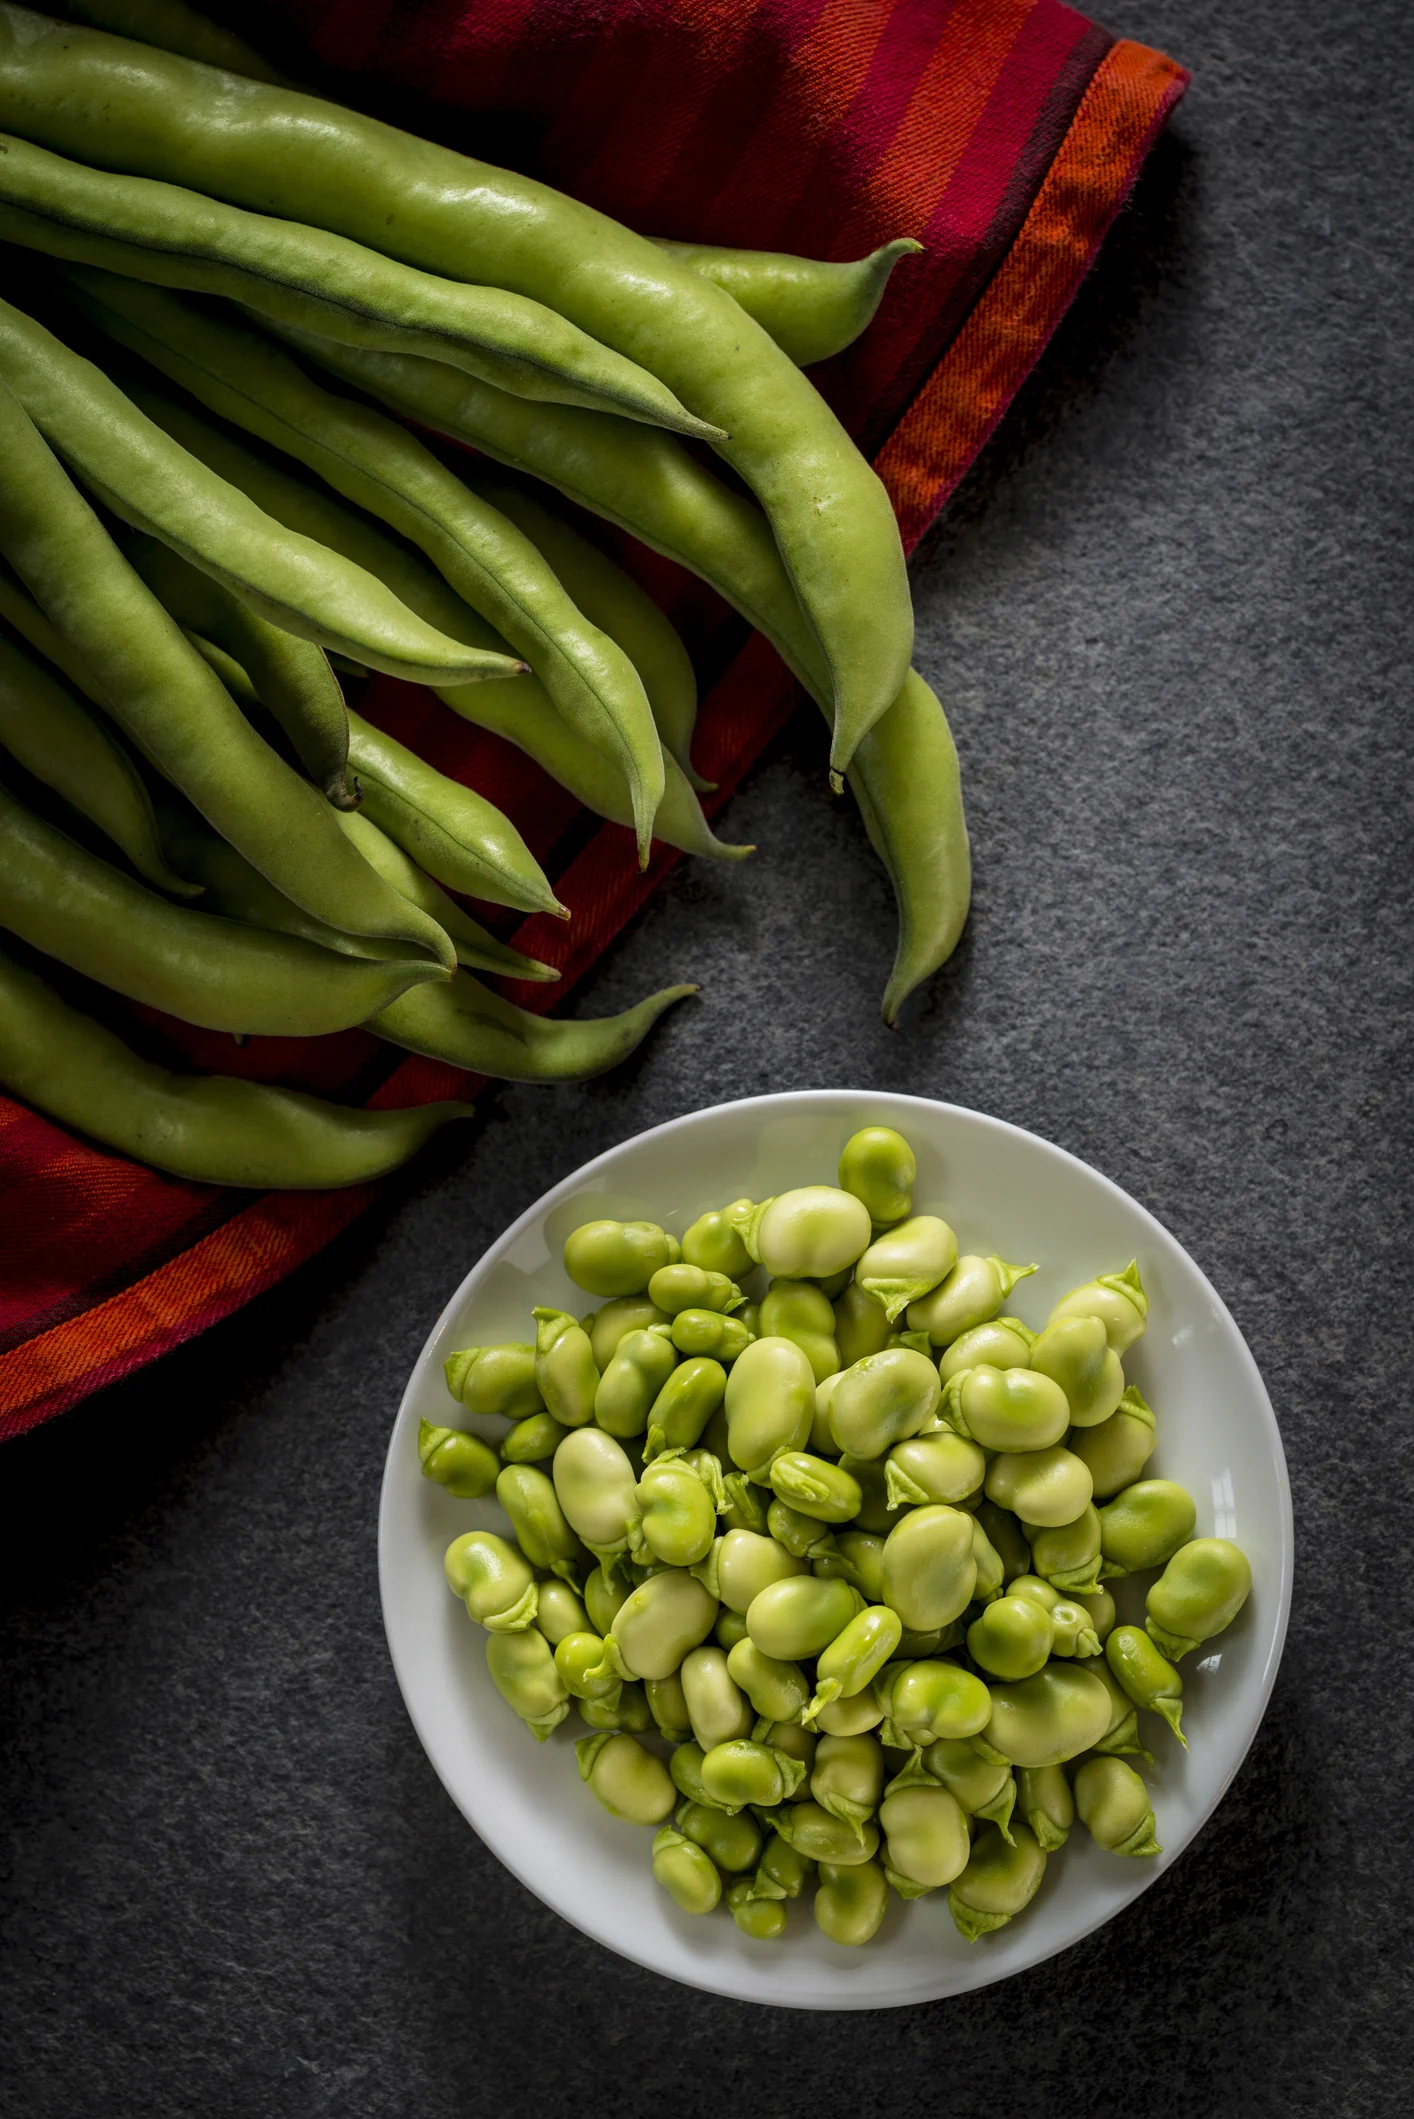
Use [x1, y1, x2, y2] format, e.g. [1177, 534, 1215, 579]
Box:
[3, 3, 1411, 2111]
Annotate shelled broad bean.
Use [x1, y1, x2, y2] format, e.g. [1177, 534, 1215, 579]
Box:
[429, 1124, 1253, 1947]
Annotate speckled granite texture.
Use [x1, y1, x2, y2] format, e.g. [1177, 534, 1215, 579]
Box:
[2, 2, 1411, 2111]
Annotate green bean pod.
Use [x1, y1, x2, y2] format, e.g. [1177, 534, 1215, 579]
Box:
[70, 278, 673, 859]
[451, 652, 751, 872]
[0, 16, 918, 772]
[345, 709, 559, 917]
[122, 528, 354, 807]
[947, 1823, 1046, 1940]
[0, 287, 510, 689]
[208, 328, 960, 1017]
[467, 471, 710, 790]
[655, 237, 922, 368]
[0, 942, 470, 1184]
[0, 378, 458, 964]
[334, 810, 558, 983]
[651, 1825, 721, 1914]
[485, 1627, 568, 1741]
[0, 774, 445, 1035]
[0, 137, 724, 435]
[417, 1419, 499, 1500]
[0, 614, 198, 894]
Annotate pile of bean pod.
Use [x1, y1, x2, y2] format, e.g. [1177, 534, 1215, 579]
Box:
[429, 1124, 1253, 1947]
[0, 2, 970, 1190]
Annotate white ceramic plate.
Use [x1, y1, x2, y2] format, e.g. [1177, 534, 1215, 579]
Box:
[379, 1090, 1292, 2009]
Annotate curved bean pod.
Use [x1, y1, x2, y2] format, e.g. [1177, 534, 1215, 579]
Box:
[245, 329, 967, 1019]
[0, 288, 512, 686]
[0, 774, 442, 1035]
[0, 132, 724, 435]
[332, 810, 558, 984]
[0, 942, 470, 1185]
[0, 12, 913, 776]
[0, 382, 456, 964]
[122, 530, 354, 807]
[68, 277, 667, 861]
[152, 810, 695, 1086]
[344, 710, 560, 918]
[115, 376, 748, 868]
[468, 473, 709, 791]
[653, 237, 921, 368]
[0, 619, 195, 894]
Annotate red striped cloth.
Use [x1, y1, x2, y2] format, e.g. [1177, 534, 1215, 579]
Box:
[0, 0, 1187, 1438]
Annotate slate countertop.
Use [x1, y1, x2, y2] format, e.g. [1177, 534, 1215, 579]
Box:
[2, 3, 1410, 2112]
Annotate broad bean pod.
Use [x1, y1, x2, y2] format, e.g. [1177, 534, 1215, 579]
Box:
[0, 377, 456, 963]
[0, 16, 916, 780]
[0, 614, 194, 893]
[653, 237, 921, 368]
[0, 286, 509, 687]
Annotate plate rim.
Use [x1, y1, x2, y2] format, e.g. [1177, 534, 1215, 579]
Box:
[378, 1088, 1294, 2008]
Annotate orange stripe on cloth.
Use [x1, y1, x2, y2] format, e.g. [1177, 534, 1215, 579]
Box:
[875, 37, 1188, 550]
